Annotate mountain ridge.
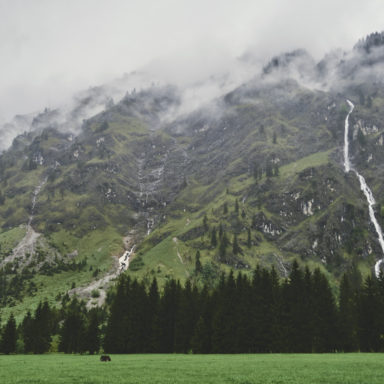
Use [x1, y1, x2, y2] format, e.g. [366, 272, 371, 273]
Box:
[2, 32, 384, 318]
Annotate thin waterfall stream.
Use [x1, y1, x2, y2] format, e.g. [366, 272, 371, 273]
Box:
[343, 100, 384, 276]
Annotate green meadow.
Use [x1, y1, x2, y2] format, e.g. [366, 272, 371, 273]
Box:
[1, 354, 384, 384]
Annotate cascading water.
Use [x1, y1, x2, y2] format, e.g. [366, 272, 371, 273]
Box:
[343, 100, 384, 276]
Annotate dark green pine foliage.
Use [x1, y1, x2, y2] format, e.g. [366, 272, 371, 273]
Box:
[358, 275, 384, 351]
[191, 286, 212, 353]
[218, 232, 228, 262]
[203, 214, 209, 232]
[22, 311, 34, 353]
[59, 298, 87, 353]
[282, 260, 313, 352]
[174, 280, 199, 353]
[250, 267, 278, 352]
[1, 313, 17, 354]
[311, 268, 338, 352]
[83, 309, 100, 355]
[158, 279, 181, 353]
[104, 275, 131, 353]
[146, 278, 160, 352]
[338, 273, 359, 351]
[16, 262, 384, 355]
[232, 234, 241, 255]
[195, 250, 202, 274]
[31, 301, 54, 354]
[234, 273, 254, 352]
[211, 271, 238, 353]
[123, 279, 148, 353]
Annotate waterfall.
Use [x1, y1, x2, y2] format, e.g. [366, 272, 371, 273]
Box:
[343, 100, 384, 276]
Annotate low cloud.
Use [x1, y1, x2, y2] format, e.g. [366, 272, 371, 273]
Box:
[1, 0, 384, 148]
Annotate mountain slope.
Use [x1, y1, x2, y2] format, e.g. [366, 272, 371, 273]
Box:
[2, 32, 384, 318]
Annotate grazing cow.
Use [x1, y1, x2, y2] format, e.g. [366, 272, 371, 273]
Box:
[100, 355, 111, 362]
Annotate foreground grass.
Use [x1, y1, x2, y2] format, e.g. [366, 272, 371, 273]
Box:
[1, 354, 384, 384]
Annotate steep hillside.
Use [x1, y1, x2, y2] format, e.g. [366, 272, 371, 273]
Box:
[3, 32, 384, 318]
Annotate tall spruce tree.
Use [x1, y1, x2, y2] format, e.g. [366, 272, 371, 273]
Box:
[195, 251, 202, 274]
[158, 279, 181, 352]
[359, 275, 383, 351]
[146, 278, 160, 352]
[338, 273, 359, 351]
[22, 311, 34, 353]
[59, 298, 87, 353]
[104, 275, 131, 353]
[1, 313, 16, 354]
[232, 234, 241, 255]
[84, 309, 100, 355]
[174, 280, 198, 353]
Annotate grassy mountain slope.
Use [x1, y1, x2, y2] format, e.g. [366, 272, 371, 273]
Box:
[2, 57, 384, 319]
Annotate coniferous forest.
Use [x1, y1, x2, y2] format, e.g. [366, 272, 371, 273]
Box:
[1, 261, 384, 354]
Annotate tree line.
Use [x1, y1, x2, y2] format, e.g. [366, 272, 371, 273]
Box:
[1, 261, 384, 354]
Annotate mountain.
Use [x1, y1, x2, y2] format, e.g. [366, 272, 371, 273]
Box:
[2, 32, 384, 319]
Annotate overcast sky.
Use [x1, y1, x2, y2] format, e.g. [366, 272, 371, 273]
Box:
[1, 0, 384, 122]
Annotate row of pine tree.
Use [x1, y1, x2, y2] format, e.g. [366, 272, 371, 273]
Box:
[1, 261, 384, 354]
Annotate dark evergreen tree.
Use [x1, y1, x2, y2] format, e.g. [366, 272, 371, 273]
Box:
[31, 301, 53, 354]
[232, 234, 241, 255]
[146, 278, 160, 352]
[59, 298, 87, 353]
[84, 309, 100, 355]
[174, 280, 198, 353]
[211, 271, 237, 353]
[22, 311, 34, 353]
[123, 279, 149, 353]
[338, 273, 359, 351]
[211, 228, 217, 248]
[311, 268, 338, 352]
[191, 286, 212, 353]
[195, 251, 202, 274]
[359, 275, 383, 351]
[158, 279, 181, 353]
[104, 275, 131, 353]
[218, 232, 228, 261]
[1, 313, 16, 354]
[282, 260, 312, 352]
[203, 214, 209, 232]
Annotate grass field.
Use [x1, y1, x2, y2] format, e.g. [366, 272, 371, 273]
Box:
[1, 354, 384, 384]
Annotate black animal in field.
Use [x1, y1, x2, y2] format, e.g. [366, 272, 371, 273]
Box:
[100, 355, 111, 362]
